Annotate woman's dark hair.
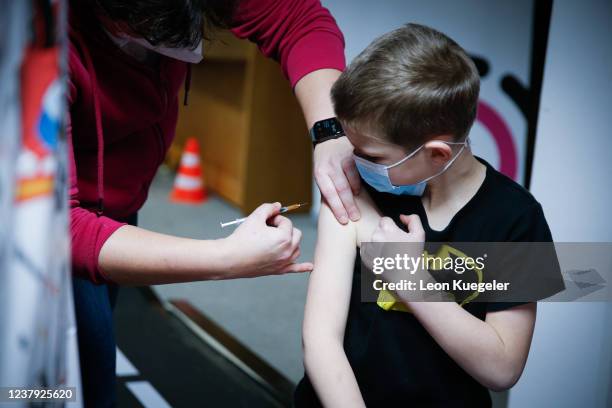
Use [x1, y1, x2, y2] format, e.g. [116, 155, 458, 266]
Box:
[91, 0, 239, 48]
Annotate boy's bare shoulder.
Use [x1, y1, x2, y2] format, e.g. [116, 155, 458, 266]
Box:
[317, 188, 383, 247]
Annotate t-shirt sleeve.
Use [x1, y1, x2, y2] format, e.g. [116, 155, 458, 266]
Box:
[229, 0, 346, 87]
[507, 201, 554, 242]
[486, 202, 565, 312]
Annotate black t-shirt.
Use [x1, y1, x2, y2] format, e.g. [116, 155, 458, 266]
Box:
[295, 157, 563, 408]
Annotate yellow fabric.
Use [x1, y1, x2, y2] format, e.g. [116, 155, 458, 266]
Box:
[376, 289, 412, 312]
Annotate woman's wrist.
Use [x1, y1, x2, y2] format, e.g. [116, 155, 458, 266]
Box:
[196, 237, 236, 280]
[294, 68, 342, 128]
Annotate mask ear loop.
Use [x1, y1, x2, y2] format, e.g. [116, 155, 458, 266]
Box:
[386, 138, 470, 188]
[419, 139, 470, 184]
[385, 144, 424, 170]
[384, 138, 469, 171]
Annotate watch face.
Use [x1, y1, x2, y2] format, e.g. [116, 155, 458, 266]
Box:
[313, 118, 344, 140]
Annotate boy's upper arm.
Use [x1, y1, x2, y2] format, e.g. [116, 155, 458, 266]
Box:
[353, 188, 382, 245]
[303, 202, 357, 341]
[303, 191, 382, 342]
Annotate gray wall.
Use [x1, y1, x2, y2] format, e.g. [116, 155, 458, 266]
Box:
[511, 1, 612, 407]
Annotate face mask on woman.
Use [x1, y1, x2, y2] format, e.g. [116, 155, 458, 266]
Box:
[353, 139, 469, 196]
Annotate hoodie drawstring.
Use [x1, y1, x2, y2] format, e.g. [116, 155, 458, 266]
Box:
[183, 63, 192, 106]
[70, 30, 105, 216]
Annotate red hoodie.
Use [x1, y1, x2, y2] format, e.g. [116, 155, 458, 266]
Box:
[68, 0, 345, 284]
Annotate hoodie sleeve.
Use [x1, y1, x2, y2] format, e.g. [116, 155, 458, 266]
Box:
[229, 0, 346, 87]
[67, 79, 125, 284]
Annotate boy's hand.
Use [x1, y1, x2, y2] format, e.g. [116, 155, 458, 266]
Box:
[314, 136, 361, 224]
[371, 214, 425, 243]
[364, 215, 430, 296]
[369, 214, 425, 272]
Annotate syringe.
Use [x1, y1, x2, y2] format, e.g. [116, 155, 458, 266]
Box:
[220, 202, 308, 228]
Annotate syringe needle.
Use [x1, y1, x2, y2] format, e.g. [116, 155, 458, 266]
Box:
[220, 202, 309, 228]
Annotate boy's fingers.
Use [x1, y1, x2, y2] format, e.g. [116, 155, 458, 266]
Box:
[379, 216, 396, 231]
[317, 174, 349, 224]
[400, 214, 424, 234]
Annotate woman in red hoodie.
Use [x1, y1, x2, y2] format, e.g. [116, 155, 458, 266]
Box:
[68, 0, 360, 405]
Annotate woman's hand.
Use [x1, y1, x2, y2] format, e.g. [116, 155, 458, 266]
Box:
[221, 202, 313, 278]
[314, 136, 361, 224]
[293, 69, 361, 225]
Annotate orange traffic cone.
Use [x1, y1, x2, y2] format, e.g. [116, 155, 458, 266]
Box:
[170, 137, 207, 204]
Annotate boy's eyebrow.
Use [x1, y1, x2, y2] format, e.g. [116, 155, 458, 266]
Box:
[352, 145, 370, 155]
[352, 146, 380, 159]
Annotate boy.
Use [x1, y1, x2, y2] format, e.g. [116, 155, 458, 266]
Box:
[296, 23, 562, 407]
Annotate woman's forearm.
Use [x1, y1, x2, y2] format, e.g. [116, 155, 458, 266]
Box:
[406, 301, 534, 391]
[97, 202, 312, 285]
[98, 225, 232, 285]
[304, 339, 366, 408]
[294, 68, 342, 128]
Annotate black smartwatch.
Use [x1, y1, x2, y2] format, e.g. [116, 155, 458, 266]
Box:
[310, 117, 345, 147]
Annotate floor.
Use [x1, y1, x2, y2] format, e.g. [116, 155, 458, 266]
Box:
[139, 168, 317, 384]
[114, 286, 284, 407]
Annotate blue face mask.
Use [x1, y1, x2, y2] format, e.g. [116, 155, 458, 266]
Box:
[353, 139, 469, 196]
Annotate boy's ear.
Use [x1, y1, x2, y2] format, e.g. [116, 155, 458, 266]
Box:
[424, 138, 454, 165]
